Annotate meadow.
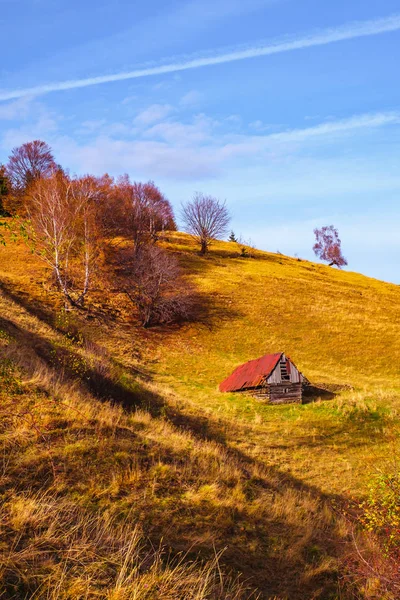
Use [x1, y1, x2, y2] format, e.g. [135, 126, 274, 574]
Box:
[1, 229, 400, 599]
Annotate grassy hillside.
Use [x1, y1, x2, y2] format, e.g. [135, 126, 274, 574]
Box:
[146, 234, 400, 494]
[1, 230, 400, 599]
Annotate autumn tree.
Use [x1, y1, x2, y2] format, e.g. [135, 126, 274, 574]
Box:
[103, 178, 175, 254]
[181, 193, 230, 254]
[313, 225, 347, 268]
[141, 180, 176, 240]
[114, 244, 193, 327]
[26, 171, 104, 307]
[7, 140, 56, 202]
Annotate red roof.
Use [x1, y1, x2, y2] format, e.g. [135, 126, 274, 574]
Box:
[219, 353, 282, 392]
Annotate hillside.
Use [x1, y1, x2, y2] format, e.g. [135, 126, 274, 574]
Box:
[1, 230, 400, 599]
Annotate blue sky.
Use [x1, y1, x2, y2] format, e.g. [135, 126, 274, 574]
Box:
[1, 0, 400, 282]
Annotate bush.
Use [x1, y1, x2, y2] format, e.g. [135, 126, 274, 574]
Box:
[115, 245, 195, 328]
[344, 469, 400, 598]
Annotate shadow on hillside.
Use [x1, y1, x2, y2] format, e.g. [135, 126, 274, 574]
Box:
[0, 281, 57, 329]
[0, 313, 167, 417]
[302, 385, 336, 403]
[0, 277, 243, 337]
[0, 280, 122, 329]
[175, 251, 218, 274]
[0, 288, 353, 599]
[176, 246, 285, 273]
[119, 403, 349, 599]
[188, 290, 243, 330]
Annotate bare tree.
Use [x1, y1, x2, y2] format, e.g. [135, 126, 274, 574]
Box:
[114, 245, 193, 327]
[313, 225, 347, 268]
[26, 172, 103, 307]
[181, 193, 230, 254]
[7, 140, 56, 196]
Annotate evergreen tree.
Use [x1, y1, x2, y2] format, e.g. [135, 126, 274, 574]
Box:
[228, 230, 238, 242]
[0, 165, 10, 216]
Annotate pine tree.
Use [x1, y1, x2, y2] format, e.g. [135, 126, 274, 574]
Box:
[0, 165, 10, 216]
[228, 230, 237, 243]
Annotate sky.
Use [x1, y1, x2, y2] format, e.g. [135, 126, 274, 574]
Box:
[1, 0, 400, 283]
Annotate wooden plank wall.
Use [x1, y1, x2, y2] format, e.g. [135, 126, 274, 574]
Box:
[267, 354, 303, 384]
[253, 383, 302, 404]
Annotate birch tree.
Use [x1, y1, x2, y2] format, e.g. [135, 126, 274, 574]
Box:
[27, 172, 103, 307]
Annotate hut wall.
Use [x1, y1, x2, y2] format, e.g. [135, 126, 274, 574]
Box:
[267, 355, 303, 384]
[252, 383, 302, 404]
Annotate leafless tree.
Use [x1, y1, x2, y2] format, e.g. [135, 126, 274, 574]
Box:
[115, 245, 193, 327]
[313, 225, 347, 268]
[26, 172, 103, 307]
[7, 140, 56, 195]
[181, 193, 230, 254]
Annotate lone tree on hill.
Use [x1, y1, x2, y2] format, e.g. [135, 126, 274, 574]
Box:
[0, 165, 10, 216]
[7, 140, 56, 198]
[313, 225, 347, 268]
[181, 193, 230, 254]
[228, 230, 238, 242]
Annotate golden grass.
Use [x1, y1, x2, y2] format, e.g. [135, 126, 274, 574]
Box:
[2, 492, 252, 600]
[1, 228, 400, 598]
[142, 233, 400, 494]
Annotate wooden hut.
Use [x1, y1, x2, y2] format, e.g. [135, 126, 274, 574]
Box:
[219, 352, 308, 404]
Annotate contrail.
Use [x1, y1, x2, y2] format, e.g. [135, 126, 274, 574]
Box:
[1, 13, 400, 102]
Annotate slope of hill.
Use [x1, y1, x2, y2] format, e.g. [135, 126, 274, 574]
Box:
[1, 231, 399, 599]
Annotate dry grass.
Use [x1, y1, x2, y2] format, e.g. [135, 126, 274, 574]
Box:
[1, 228, 400, 598]
[2, 492, 252, 600]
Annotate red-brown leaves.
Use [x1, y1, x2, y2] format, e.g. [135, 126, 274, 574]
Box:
[313, 225, 348, 268]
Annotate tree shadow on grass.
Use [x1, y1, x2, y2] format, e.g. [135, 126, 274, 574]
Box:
[0, 313, 167, 418]
[134, 408, 351, 599]
[302, 385, 336, 403]
[0, 290, 353, 599]
[0, 280, 58, 329]
[0, 276, 243, 339]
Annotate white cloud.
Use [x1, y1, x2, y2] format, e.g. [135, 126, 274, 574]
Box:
[77, 119, 131, 137]
[219, 111, 400, 160]
[133, 104, 174, 127]
[1, 108, 59, 150]
[79, 119, 108, 132]
[248, 120, 276, 132]
[52, 135, 220, 180]
[265, 112, 400, 143]
[225, 115, 242, 124]
[0, 96, 34, 120]
[143, 113, 216, 145]
[1, 13, 400, 101]
[180, 90, 203, 107]
[121, 95, 137, 105]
